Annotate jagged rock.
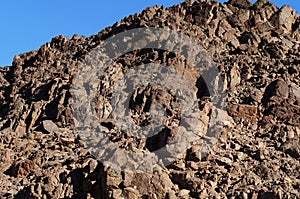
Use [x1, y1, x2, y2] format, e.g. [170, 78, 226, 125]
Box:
[227, 0, 253, 9]
[262, 79, 289, 104]
[271, 5, 298, 32]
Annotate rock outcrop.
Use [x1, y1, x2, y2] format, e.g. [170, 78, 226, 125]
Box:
[0, 0, 299, 198]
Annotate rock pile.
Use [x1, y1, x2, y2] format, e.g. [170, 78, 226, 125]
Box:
[0, 0, 299, 198]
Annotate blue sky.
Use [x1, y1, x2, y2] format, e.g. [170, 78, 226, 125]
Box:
[0, 0, 299, 66]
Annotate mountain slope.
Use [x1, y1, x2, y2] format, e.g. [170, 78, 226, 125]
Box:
[0, 0, 299, 198]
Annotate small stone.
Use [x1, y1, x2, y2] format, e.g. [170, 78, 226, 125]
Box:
[167, 190, 177, 199]
[60, 137, 75, 144]
[42, 120, 59, 133]
[186, 145, 202, 162]
[230, 64, 241, 88]
[123, 187, 140, 199]
[189, 161, 199, 170]
[287, 130, 294, 139]
[111, 189, 122, 198]
[251, 88, 263, 103]
[178, 189, 190, 198]
[89, 159, 98, 173]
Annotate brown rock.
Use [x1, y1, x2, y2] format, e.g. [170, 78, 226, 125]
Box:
[13, 159, 36, 177]
[262, 79, 289, 105]
[271, 5, 298, 32]
[123, 187, 140, 199]
[227, 0, 253, 9]
[0, 0, 299, 198]
[228, 104, 258, 123]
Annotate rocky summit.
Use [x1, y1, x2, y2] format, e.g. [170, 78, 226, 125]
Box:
[0, 0, 300, 198]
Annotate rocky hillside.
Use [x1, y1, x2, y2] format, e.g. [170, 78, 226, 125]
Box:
[0, 0, 299, 198]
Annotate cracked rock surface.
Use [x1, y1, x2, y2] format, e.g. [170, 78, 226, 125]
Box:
[0, 0, 299, 198]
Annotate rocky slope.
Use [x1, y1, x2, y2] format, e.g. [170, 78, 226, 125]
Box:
[0, 0, 299, 198]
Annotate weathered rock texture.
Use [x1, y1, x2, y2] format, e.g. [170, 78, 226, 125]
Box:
[0, 0, 299, 198]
